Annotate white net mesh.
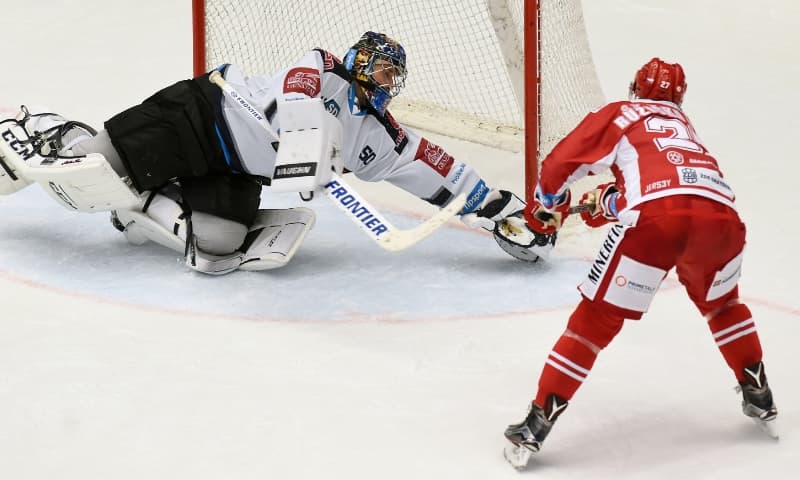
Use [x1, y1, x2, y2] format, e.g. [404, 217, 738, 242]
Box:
[199, 0, 605, 158]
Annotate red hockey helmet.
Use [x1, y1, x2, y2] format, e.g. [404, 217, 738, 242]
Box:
[629, 58, 687, 105]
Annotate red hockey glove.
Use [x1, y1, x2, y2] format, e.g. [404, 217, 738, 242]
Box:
[524, 188, 572, 235]
[579, 182, 619, 228]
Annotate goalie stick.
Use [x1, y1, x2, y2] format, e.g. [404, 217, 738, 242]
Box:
[208, 70, 465, 252]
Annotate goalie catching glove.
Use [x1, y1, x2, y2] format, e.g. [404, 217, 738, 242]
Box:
[462, 189, 543, 262]
[578, 182, 619, 228]
[493, 212, 558, 263]
[490, 186, 573, 262]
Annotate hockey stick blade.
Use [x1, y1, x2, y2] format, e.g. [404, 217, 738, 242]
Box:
[378, 193, 466, 251]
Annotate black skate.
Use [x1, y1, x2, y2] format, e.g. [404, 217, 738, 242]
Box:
[737, 361, 778, 439]
[503, 394, 568, 469]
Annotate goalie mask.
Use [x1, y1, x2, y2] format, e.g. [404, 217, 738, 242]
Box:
[344, 31, 407, 115]
[629, 57, 687, 106]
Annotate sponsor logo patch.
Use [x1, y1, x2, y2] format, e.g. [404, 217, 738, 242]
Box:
[681, 167, 698, 184]
[323, 97, 341, 116]
[2, 128, 36, 161]
[415, 139, 454, 176]
[667, 151, 684, 165]
[273, 162, 317, 179]
[463, 180, 489, 213]
[283, 67, 321, 97]
[324, 179, 390, 237]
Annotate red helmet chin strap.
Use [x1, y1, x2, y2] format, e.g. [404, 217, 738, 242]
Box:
[631, 57, 687, 105]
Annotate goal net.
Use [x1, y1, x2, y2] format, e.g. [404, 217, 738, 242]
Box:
[193, 0, 608, 238]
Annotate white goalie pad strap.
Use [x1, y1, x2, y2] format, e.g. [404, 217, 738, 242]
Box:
[0, 135, 140, 212]
[270, 98, 343, 193]
[114, 208, 186, 252]
[239, 207, 316, 271]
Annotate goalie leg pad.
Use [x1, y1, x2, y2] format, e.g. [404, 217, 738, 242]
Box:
[0, 108, 141, 212]
[113, 196, 313, 273]
[113, 199, 245, 275]
[191, 212, 249, 255]
[239, 207, 316, 271]
[113, 204, 187, 253]
[0, 148, 32, 194]
[185, 240, 245, 275]
[178, 207, 316, 274]
[114, 193, 249, 255]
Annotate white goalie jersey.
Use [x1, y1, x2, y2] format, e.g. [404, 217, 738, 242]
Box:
[215, 49, 490, 214]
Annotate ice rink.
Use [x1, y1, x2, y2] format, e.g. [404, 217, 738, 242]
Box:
[1, 1, 798, 478]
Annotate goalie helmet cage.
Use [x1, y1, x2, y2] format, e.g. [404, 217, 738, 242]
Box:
[192, 0, 605, 201]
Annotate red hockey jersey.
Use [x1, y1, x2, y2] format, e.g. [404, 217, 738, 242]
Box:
[538, 99, 736, 224]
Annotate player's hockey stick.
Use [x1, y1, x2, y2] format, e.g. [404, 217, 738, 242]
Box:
[208, 70, 465, 252]
[568, 204, 593, 214]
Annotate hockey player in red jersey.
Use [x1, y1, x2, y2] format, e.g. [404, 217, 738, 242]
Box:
[499, 58, 778, 468]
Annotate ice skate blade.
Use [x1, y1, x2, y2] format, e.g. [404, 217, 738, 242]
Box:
[503, 443, 533, 469]
[752, 417, 779, 440]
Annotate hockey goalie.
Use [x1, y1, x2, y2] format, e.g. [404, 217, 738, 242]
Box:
[0, 31, 552, 275]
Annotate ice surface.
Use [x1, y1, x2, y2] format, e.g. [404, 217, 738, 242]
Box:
[0, 1, 797, 479]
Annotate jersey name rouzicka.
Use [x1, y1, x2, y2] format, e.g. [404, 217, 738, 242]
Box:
[539, 99, 736, 221]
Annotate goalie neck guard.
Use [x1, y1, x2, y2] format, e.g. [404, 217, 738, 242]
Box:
[343, 31, 407, 115]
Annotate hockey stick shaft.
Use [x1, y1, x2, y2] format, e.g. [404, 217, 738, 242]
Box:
[208, 70, 464, 251]
[568, 203, 593, 214]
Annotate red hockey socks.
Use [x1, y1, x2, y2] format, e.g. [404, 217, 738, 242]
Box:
[535, 299, 624, 406]
[707, 302, 763, 381]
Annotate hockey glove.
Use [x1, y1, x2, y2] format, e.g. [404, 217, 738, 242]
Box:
[493, 212, 558, 262]
[524, 187, 572, 235]
[579, 182, 619, 228]
[461, 189, 525, 231]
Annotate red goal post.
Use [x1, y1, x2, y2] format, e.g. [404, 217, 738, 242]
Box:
[192, 0, 604, 202]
